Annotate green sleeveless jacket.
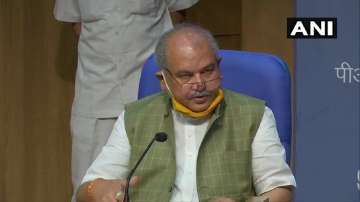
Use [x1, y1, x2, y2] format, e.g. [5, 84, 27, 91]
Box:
[124, 89, 265, 202]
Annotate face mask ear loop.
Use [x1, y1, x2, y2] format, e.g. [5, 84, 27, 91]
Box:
[161, 71, 174, 98]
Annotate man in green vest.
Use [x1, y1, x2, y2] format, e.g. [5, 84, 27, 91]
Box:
[76, 23, 296, 202]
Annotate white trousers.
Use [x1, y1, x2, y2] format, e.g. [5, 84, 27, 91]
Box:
[70, 114, 117, 201]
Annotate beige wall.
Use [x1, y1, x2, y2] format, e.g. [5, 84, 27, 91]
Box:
[1, 0, 25, 201]
[0, 1, 293, 201]
[1, 0, 75, 201]
[187, 0, 294, 74]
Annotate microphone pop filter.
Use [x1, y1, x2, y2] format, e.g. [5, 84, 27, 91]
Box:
[155, 132, 168, 142]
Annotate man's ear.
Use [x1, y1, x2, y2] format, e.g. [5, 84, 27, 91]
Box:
[156, 71, 167, 91]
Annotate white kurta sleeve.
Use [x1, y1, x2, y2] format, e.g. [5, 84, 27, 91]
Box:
[54, 0, 81, 22]
[81, 111, 131, 183]
[166, 0, 199, 12]
[252, 107, 296, 195]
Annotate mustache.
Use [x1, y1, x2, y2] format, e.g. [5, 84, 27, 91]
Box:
[189, 91, 212, 99]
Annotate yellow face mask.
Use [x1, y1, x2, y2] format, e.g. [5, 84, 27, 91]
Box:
[172, 89, 224, 118]
[161, 71, 224, 119]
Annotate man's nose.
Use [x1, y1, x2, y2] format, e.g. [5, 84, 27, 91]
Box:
[191, 74, 206, 90]
[193, 73, 204, 83]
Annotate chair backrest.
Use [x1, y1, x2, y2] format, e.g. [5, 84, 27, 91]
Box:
[138, 50, 292, 163]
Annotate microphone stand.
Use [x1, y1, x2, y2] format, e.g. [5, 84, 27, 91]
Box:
[123, 133, 167, 202]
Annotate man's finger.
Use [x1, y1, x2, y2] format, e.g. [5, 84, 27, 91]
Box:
[110, 179, 127, 193]
[114, 190, 124, 202]
[112, 176, 141, 195]
[129, 176, 140, 187]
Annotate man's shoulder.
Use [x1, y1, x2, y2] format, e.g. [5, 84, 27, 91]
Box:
[125, 92, 169, 112]
[223, 88, 265, 106]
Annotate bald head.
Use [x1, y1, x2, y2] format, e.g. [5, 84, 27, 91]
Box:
[155, 23, 219, 70]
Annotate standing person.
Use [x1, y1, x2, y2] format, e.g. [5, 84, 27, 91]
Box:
[53, 0, 199, 200]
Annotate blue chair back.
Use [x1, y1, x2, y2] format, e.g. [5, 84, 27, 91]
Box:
[138, 50, 292, 163]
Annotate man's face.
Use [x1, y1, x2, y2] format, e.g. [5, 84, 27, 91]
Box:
[162, 36, 221, 112]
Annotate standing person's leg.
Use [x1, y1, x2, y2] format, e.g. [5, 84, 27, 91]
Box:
[91, 118, 117, 160]
[70, 114, 116, 202]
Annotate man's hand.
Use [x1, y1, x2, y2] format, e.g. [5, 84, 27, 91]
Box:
[211, 196, 270, 202]
[72, 22, 81, 36]
[246, 196, 270, 202]
[210, 186, 293, 202]
[76, 176, 140, 202]
[170, 10, 186, 24]
[248, 186, 294, 202]
[211, 197, 268, 202]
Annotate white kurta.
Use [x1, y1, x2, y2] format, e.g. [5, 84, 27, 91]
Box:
[54, 0, 199, 117]
[82, 107, 296, 201]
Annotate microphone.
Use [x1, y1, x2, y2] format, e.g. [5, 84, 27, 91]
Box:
[124, 132, 168, 202]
